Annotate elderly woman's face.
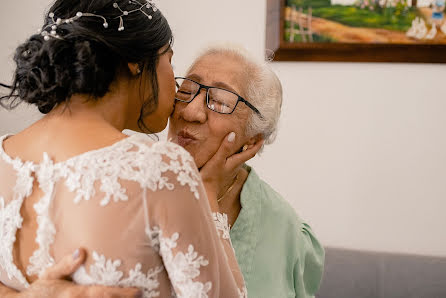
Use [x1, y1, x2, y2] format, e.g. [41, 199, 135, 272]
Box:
[168, 54, 254, 168]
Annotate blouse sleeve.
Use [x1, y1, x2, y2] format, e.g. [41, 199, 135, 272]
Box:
[143, 142, 247, 298]
[294, 222, 325, 298]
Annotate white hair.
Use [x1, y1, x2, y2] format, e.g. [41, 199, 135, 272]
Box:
[188, 43, 283, 148]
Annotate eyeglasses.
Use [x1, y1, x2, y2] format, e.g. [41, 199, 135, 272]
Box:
[175, 77, 263, 117]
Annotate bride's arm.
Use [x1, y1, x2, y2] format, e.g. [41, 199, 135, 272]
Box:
[144, 141, 247, 297]
[0, 249, 141, 298]
[0, 282, 17, 298]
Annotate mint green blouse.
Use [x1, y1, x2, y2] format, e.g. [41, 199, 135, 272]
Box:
[230, 167, 325, 298]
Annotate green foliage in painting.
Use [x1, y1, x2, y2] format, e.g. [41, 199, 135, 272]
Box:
[288, 0, 331, 9]
[286, 0, 418, 31]
[284, 21, 337, 42]
[312, 6, 417, 31]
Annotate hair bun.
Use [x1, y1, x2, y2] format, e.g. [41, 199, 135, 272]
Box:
[14, 35, 74, 113]
[12, 34, 117, 114]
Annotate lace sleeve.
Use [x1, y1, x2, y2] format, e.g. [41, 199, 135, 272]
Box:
[143, 142, 247, 297]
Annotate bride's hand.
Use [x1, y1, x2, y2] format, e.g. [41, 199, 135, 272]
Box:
[9, 248, 142, 298]
[199, 132, 264, 211]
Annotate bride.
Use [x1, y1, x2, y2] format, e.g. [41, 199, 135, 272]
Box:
[0, 0, 247, 297]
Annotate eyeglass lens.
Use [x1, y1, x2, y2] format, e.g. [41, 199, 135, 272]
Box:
[175, 78, 238, 114]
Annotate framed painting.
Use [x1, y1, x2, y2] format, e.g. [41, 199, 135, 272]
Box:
[266, 0, 446, 62]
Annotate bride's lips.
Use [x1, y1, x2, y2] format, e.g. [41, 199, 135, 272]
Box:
[177, 130, 197, 147]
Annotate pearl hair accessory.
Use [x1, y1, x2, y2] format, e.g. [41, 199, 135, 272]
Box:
[38, 0, 158, 41]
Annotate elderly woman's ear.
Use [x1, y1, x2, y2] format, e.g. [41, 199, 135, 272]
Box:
[243, 134, 264, 154]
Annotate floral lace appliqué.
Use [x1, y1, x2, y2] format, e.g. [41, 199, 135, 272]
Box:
[159, 231, 212, 298]
[59, 137, 201, 205]
[72, 251, 164, 298]
[0, 197, 29, 288]
[0, 153, 35, 288]
[212, 212, 231, 240]
[238, 286, 248, 298]
[27, 153, 57, 277]
[146, 225, 161, 253]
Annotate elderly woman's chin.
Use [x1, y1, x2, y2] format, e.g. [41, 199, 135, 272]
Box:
[168, 134, 206, 168]
[181, 145, 208, 168]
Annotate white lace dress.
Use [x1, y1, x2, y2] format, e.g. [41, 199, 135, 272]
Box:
[0, 133, 247, 297]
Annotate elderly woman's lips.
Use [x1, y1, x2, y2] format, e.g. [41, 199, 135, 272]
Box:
[177, 135, 196, 147]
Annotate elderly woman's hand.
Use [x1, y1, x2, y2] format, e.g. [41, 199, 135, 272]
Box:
[3, 248, 141, 298]
[199, 131, 264, 211]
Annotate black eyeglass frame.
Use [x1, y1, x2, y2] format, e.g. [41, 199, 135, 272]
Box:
[175, 77, 263, 118]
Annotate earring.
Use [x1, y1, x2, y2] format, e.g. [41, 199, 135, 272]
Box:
[136, 68, 141, 74]
[242, 145, 249, 152]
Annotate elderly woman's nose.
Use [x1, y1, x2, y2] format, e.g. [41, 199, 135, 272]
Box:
[181, 91, 207, 123]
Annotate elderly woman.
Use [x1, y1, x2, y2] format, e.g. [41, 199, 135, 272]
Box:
[1, 45, 324, 298]
[168, 45, 325, 298]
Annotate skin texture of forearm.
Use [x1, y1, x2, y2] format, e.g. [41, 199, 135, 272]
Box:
[0, 282, 18, 298]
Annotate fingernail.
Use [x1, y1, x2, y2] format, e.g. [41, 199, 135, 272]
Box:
[72, 249, 80, 260]
[228, 132, 236, 143]
[135, 290, 143, 298]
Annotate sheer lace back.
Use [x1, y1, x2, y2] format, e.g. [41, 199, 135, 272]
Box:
[0, 134, 246, 297]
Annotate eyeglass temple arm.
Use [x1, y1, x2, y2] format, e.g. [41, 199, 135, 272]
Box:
[240, 98, 264, 118]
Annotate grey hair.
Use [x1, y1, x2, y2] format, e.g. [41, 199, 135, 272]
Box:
[187, 43, 283, 149]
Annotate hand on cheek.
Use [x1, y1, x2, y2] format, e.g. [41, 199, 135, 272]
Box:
[199, 132, 264, 211]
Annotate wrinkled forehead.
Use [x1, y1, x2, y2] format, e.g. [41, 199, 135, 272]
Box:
[186, 54, 248, 96]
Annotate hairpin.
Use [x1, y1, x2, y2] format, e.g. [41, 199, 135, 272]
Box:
[38, 0, 158, 40]
[114, 0, 157, 31]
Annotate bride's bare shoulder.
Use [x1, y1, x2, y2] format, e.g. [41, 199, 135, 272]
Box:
[2, 126, 127, 164]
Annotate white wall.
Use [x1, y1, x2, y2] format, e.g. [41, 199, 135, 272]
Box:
[0, 0, 47, 133]
[1, 0, 446, 257]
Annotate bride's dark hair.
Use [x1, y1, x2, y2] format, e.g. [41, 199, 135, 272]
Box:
[0, 0, 172, 131]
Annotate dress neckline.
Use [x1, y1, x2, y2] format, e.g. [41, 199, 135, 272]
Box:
[0, 133, 143, 168]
